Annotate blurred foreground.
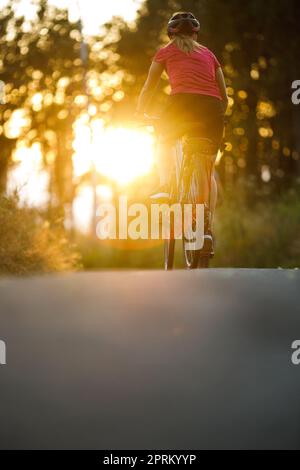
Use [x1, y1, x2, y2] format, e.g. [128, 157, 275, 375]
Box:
[1, 269, 299, 449]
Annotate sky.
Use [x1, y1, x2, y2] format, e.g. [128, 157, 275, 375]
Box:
[1, 0, 144, 34]
[53, 0, 144, 34]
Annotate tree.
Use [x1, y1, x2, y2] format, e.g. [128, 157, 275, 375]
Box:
[109, 0, 300, 190]
[0, 0, 122, 211]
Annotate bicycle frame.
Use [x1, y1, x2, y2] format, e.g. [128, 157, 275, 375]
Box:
[165, 134, 216, 269]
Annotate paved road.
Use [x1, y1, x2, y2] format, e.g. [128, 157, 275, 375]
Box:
[0, 269, 300, 449]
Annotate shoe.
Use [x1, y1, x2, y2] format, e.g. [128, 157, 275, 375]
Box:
[150, 185, 170, 201]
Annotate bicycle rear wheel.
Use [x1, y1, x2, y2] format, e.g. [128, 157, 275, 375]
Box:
[181, 135, 216, 269]
[182, 171, 202, 270]
[182, 222, 202, 268]
[183, 243, 200, 268]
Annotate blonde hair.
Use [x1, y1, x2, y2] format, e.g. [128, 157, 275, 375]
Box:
[171, 34, 202, 54]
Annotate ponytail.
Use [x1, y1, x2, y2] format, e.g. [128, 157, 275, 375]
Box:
[171, 34, 202, 54]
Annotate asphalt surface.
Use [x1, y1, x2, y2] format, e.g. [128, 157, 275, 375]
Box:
[0, 269, 300, 449]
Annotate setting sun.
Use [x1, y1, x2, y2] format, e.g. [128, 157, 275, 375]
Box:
[93, 127, 154, 185]
[73, 119, 155, 185]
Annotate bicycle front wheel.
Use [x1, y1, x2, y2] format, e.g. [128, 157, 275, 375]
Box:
[164, 217, 175, 270]
[164, 238, 175, 270]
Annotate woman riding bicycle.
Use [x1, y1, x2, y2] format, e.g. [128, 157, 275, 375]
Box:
[135, 11, 228, 243]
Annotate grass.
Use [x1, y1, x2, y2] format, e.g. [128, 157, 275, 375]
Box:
[2, 185, 299, 274]
[212, 186, 300, 268]
[0, 194, 81, 275]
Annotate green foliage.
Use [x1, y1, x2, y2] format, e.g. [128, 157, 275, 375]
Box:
[0, 194, 81, 275]
[77, 185, 300, 270]
[212, 185, 300, 268]
[77, 237, 163, 270]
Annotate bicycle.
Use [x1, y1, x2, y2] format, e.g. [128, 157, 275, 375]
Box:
[163, 123, 218, 270]
[136, 115, 218, 270]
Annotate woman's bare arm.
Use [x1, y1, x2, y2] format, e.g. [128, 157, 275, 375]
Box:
[216, 67, 228, 112]
[135, 61, 164, 114]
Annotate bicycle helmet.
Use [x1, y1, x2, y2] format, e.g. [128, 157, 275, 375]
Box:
[167, 12, 200, 38]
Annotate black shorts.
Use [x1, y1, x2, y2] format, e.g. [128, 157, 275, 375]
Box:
[157, 93, 224, 147]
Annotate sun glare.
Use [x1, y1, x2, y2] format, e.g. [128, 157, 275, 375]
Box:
[73, 119, 155, 185]
[94, 127, 154, 185]
[8, 142, 49, 207]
